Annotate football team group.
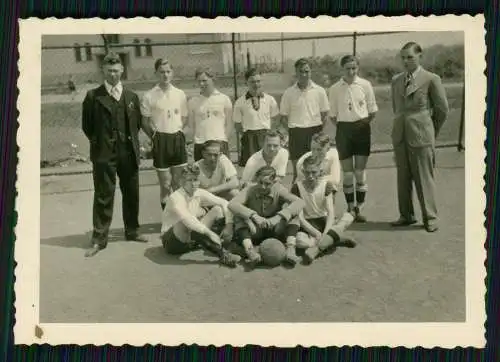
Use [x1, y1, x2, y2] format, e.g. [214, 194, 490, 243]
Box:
[81, 41, 449, 268]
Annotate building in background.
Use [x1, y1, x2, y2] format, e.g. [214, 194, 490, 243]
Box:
[41, 33, 246, 87]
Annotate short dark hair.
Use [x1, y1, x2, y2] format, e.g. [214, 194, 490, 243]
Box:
[264, 129, 282, 140]
[244, 68, 261, 80]
[195, 66, 215, 79]
[401, 42, 423, 54]
[302, 155, 320, 169]
[154, 58, 172, 71]
[255, 165, 277, 181]
[340, 55, 359, 67]
[201, 140, 222, 151]
[294, 58, 311, 69]
[102, 52, 122, 66]
[181, 162, 200, 179]
[311, 132, 331, 147]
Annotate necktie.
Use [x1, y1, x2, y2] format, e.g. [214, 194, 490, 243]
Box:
[110, 86, 120, 101]
[404, 72, 413, 89]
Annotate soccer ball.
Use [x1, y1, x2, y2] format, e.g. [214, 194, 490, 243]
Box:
[258, 238, 286, 267]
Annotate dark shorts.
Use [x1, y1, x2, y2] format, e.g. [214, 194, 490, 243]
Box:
[161, 228, 200, 255]
[194, 141, 230, 162]
[302, 217, 326, 233]
[288, 125, 323, 161]
[235, 219, 299, 246]
[335, 121, 371, 160]
[239, 129, 267, 167]
[152, 131, 187, 170]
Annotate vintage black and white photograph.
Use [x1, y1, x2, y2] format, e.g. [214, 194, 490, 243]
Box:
[15, 16, 485, 347]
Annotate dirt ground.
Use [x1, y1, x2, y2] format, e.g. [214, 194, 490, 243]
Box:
[39, 149, 465, 323]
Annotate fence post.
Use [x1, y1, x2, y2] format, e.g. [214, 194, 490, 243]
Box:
[457, 80, 465, 151]
[280, 32, 285, 73]
[353, 32, 357, 56]
[231, 33, 240, 163]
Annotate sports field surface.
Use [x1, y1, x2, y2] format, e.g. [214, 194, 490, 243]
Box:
[40, 148, 465, 323]
[41, 82, 464, 165]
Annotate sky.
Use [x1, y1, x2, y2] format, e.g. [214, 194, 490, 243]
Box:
[238, 31, 464, 62]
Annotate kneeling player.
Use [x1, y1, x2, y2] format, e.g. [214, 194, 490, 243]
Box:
[228, 166, 305, 266]
[195, 140, 240, 201]
[291, 156, 356, 261]
[160, 163, 241, 268]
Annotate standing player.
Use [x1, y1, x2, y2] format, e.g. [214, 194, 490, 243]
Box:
[280, 58, 330, 182]
[233, 68, 280, 167]
[229, 166, 305, 266]
[141, 58, 189, 211]
[160, 163, 242, 268]
[188, 67, 233, 162]
[290, 155, 356, 255]
[295, 131, 341, 187]
[195, 140, 240, 201]
[328, 55, 378, 222]
[390, 42, 448, 232]
[240, 130, 289, 188]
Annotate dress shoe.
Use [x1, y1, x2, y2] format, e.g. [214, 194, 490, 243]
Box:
[425, 224, 439, 233]
[84, 244, 102, 257]
[391, 218, 417, 227]
[125, 232, 149, 242]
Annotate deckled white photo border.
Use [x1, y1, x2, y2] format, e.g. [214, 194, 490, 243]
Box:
[15, 15, 486, 347]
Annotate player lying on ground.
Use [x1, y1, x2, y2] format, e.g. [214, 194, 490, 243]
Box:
[160, 163, 242, 268]
[195, 140, 239, 201]
[290, 155, 357, 258]
[228, 165, 305, 266]
[240, 129, 289, 189]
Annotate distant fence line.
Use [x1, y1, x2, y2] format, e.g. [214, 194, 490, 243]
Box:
[40, 32, 465, 168]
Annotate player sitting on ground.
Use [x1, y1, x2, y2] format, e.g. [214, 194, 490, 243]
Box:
[160, 163, 241, 268]
[240, 129, 289, 189]
[228, 165, 305, 266]
[195, 140, 240, 201]
[290, 155, 356, 254]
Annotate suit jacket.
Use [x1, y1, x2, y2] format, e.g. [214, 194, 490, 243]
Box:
[82, 85, 142, 164]
[391, 68, 449, 147]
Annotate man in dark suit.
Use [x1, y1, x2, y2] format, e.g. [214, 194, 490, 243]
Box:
[390, 42, 449, 232]
[82, 52, 148, 257]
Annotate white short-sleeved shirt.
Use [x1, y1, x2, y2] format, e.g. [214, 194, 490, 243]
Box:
[195, 154, 238, 189]
[140, 85, 188, 134]
[161, 187, 232, 235]
[241, 148, 289, 184]
[188, 90, 232, 144]
[295, 148, 341, 188]
[280, 81, 330, 128]
[328, 77, 378, 123]
[233, 92, 279, 132]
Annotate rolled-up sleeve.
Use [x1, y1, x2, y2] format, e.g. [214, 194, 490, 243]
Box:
[364, 81, 378, 114]
[140, 92, 152, 117]
[328, 85, 338, 118]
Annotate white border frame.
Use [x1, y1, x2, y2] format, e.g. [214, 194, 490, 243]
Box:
[16, 15, 486, 347]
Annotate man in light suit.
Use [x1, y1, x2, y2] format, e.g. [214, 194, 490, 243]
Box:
[82, 52, 148, 257]
[390, 42, 449, 232]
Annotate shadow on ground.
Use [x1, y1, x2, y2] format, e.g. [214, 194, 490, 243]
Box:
[40, 222, 161, 249]
[349, 221, 423, 232]
[144, 245, 223, 267]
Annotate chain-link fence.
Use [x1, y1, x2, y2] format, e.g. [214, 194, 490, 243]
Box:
[41, 32, 465, 168]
